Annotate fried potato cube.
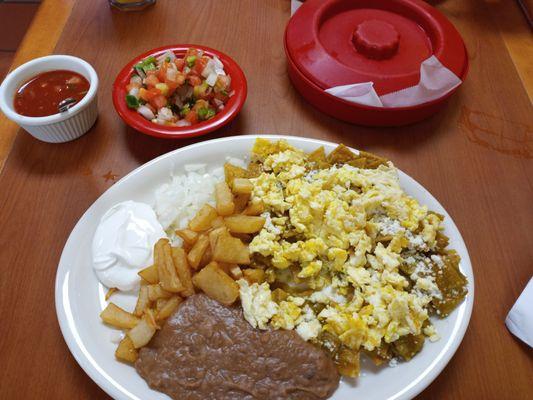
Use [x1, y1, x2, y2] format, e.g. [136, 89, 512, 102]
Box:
[156, 239, 184, 293]
[188, 204, 218, 232]
[229, 265, 243, 279]
[199, 244, 213, 269]
[211, 216, 226, 228]
[224, 215, 265, 234]
[134, 285, 151, 317]
[243, 268, 266, 284]
[215, 182, 235, 216]
[115, 336, 138, 363]
[233, 193, 251, 213]
[138, 264, 159, 284]
[155, 298, 167, 312]
[192, 261, 240, 305]
[231, 232, 253, 243]
[217, 262, 238, 274]
[187, 234, 210, 269]
[171, 247, 195, 297]
[232, 178, 254, 195]
[147, 284, 173, 301]
[243, 200, 264, 216]
[213, 234, 251, 265]
[156, 295, 182, 321]
[224, 163, 249, 187]
[100, 303, 139, 329]
[175, 229, 198, 245]
[209, 227, 228, 251]
[127, 315, 157, 349]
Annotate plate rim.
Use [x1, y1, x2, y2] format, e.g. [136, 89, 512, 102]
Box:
[55, 134, 474, 400]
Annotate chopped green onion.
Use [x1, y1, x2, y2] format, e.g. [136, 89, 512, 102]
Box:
[125, 94, 139, 109]
[143, 63, 156, 72]
[220, 89, 228, 97]
[180, 104, 190, 117]
[198, 107, 216, 120]
[186, 55, 197, 68]
[143, 56, 156, 65]
[165, 56, 171, 63]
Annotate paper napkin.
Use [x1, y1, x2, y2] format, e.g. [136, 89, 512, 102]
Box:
[505, 277, 533, 348]
[325, 56, 462, 108]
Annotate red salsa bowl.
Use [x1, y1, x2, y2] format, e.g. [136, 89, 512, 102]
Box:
[112, 45, 247, 139]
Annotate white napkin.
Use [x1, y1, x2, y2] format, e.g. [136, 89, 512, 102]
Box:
[505, 277, 533, 348]
[291, 0, 304, 15]
[325, 56, 462, 108]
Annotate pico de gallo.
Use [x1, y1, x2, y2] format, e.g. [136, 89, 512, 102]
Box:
[125, 48, 233, 126]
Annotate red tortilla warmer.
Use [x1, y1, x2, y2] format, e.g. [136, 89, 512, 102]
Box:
[284, 0, 469, 126]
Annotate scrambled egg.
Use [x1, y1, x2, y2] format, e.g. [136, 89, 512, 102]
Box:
[237, 140, 465, 371]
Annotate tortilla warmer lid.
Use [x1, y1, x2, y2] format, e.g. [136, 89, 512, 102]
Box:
[284, 0, 469, 126]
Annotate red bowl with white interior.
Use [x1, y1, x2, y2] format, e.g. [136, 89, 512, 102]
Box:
[285, 0, 469, 126]
[112, 45, 247, 139]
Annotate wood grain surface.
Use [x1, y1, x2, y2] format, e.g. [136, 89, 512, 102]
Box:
[0, 1, 532, 399]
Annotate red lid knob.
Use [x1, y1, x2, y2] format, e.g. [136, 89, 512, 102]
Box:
[352, 20, 400, 60]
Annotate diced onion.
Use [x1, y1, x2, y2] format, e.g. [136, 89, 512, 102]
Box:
[128, 87, 140, 98]
[176, 120, 192, 127]
[130, 75, 142, 86]
[137, 105, 155, 120]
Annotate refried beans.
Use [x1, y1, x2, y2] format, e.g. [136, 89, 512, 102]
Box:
[135, 294, 340, 399]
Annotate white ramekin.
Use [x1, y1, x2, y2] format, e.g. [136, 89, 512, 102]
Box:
[0, 55, 99, 143]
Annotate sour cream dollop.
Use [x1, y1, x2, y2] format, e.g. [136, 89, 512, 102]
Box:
[92, 201, 166, 291]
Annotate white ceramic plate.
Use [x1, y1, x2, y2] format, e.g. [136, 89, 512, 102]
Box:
[55, 135, 474, 400]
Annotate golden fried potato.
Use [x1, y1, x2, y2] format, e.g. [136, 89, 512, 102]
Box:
[233, 193, 251, 213]
[209, 227, 228, 251]
[127, 315, 157, 349]
[156, 296, 182, 321]
[156, 239, 184, 293]
[147, 284, 173, 301]
[155, 298, 167, 312]
[187, 234, 210, 269]
[133, 285, 151, 317]
[192, 261, 240, 305]
[211, 216, 225, 228]
[100, 303, 139, 329]
[175, 229, 198, 245]
[224, 215, 265, 234]
[138, 264, 158, 284]
[224, 163, 249, 187]
[243, 268, 266, 284]
[215, 181, 235, 216]
[213, 234, 250, 265]
[171, 247, 195, 297]
[229, 265, 243, 279]
[232, 178, 254, 195]
[188, 204, 218, 232]
[242, 200, 264, 216]
[246, 161, 262, 178]
[115, 336, 138, 363]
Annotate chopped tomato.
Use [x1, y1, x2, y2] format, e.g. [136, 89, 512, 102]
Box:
[188, 75, 202, 86]
[193, 57, 207, 75]
[213, 91, 229, 102]
[139, 87, 160, 102]
[157, 62, 168, 82]
[150, 94, 167, 110]
[166, 80, 179, 96]
[144, 74, 159, 89]
[174, 58, 185, 71]
[185, 110, 198, 124]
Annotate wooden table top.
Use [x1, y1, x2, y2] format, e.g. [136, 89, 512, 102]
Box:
[0, 0, 531, 399]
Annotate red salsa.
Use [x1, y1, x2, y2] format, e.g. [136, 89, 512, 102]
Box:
[14, 70, 90, 117]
